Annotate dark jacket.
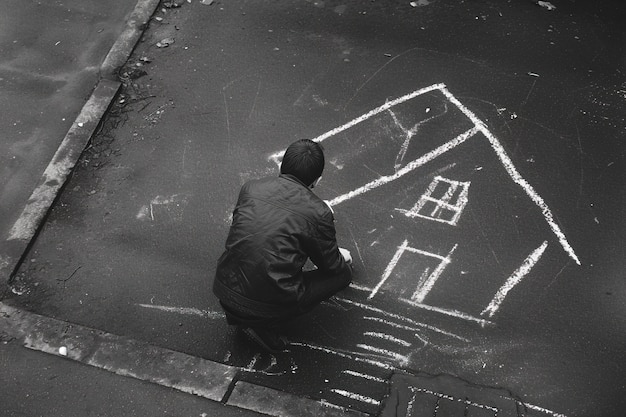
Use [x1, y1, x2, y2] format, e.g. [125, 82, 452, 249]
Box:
[213, 174, 350, 315]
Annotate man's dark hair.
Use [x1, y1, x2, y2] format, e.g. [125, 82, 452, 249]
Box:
[280, 139, 325, 187]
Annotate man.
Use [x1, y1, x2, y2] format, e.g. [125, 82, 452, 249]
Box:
[213, 139, 353, 352]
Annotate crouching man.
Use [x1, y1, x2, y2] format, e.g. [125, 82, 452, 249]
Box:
[213, 139, 353, 352]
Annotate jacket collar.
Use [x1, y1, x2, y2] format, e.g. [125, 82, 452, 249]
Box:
[279, 173, 310, 189]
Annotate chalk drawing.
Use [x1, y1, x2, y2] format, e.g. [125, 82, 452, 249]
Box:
[328, 126, 479, 207]
[246, 353, 260, 370]
[400, 298, 494, 326]
[481, 241, 548, 318]
[267, 83, 579, 264]
[267, 83, 447, 165]
[331, 389, 381, 406]
[369, 239, 457, 303]
[396, 176, 471, 226]
[364, 332, 412, 347]
[521, 402, 568, 417]
[409, 387, 499, 413]
[411, 244, 457, 303]
[290, 341, 394, 369]
[349, 283, 374, 292]
[338, 298, 469, 341]
[356, 344, 409, 365]
[387, 101, 449, 171]
[136, 194, 189, 222]
[437, 86, 580, 265]
[136, 303, 225, 319]
[369, 239, 409, 300]
[342, 369, 388, 384]
[241, 352, 287, 376]
[404, 387, 569, 417]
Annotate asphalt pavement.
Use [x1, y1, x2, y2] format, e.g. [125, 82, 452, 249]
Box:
[1, 1, 625, 417]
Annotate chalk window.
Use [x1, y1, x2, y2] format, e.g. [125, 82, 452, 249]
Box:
[397, 176, 471, 226]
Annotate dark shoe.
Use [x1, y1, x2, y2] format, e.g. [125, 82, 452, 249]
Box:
[241, 327, 288, 353]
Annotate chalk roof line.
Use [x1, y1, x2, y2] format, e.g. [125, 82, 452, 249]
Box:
[267, 83, 580, 265]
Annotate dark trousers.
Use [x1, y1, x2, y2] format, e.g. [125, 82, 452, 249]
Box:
[220, 267, 352, 329]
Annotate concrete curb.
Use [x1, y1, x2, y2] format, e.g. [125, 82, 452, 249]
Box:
[0, 79, 121, 295]
[0, 302, 370, 417]
[100, 0, 162, 80]
[0, 0, 160, 297]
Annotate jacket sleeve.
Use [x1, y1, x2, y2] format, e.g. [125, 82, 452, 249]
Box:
[304, 211, 349, 275]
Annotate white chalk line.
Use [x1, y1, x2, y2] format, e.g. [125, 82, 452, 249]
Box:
[481, 241, 548, 318]
[328, 126, 480, 206]
[136, 304, 225, 319]
[363, 316, 425, 333]
[398, 298, 494, 327]
[349, 283, 374, 292]
[267, 83, 446, 164]
[415, 387, 569, 417]
[331, 389, 381, 406]
[336, 298, 469, 341]
[369, 239, 455, 301]
[398, 176, 471, 226]
[438, 86, 580, 265]
[342, 369, 388, 384]
[268, 83, 579, 264]
[369, 239, 409, 299]
[363, 331, 412, 347]
[290, 342, 394, 370]
[411, 243, 457, 303]
[356, 344, 409, 365]
[520, 402, 568, 417]
[411, 387, 499, 412]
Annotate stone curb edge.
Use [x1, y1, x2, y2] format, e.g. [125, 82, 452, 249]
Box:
[0, 302, 369, 417]
[100, 0, 162, 80]
[0, 0, 161, 295]
[0, 79, 121, 296]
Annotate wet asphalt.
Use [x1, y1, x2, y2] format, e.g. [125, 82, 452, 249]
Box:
[2, 1, 625, 416]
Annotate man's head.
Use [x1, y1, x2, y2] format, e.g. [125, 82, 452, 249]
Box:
[280, 139, 325, 187]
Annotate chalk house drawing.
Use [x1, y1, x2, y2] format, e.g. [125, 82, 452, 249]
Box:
[136, 85, 577, 417]
[268, 83, 580, 326]
[395, 175, 471, 225]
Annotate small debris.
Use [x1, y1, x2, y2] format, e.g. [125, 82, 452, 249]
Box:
[201, 0, 215, 5]
[163, 1, 184, 8]
[156, 38, 175, 48]
[59, 346, 67, 356]
[527, 72, 540, 77]
[384, 53, 392, 57]
[123, 68, 148, 79]
[536, 1, 556, 11]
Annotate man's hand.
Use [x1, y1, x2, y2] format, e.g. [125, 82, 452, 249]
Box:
[339, 247, 352, 265]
